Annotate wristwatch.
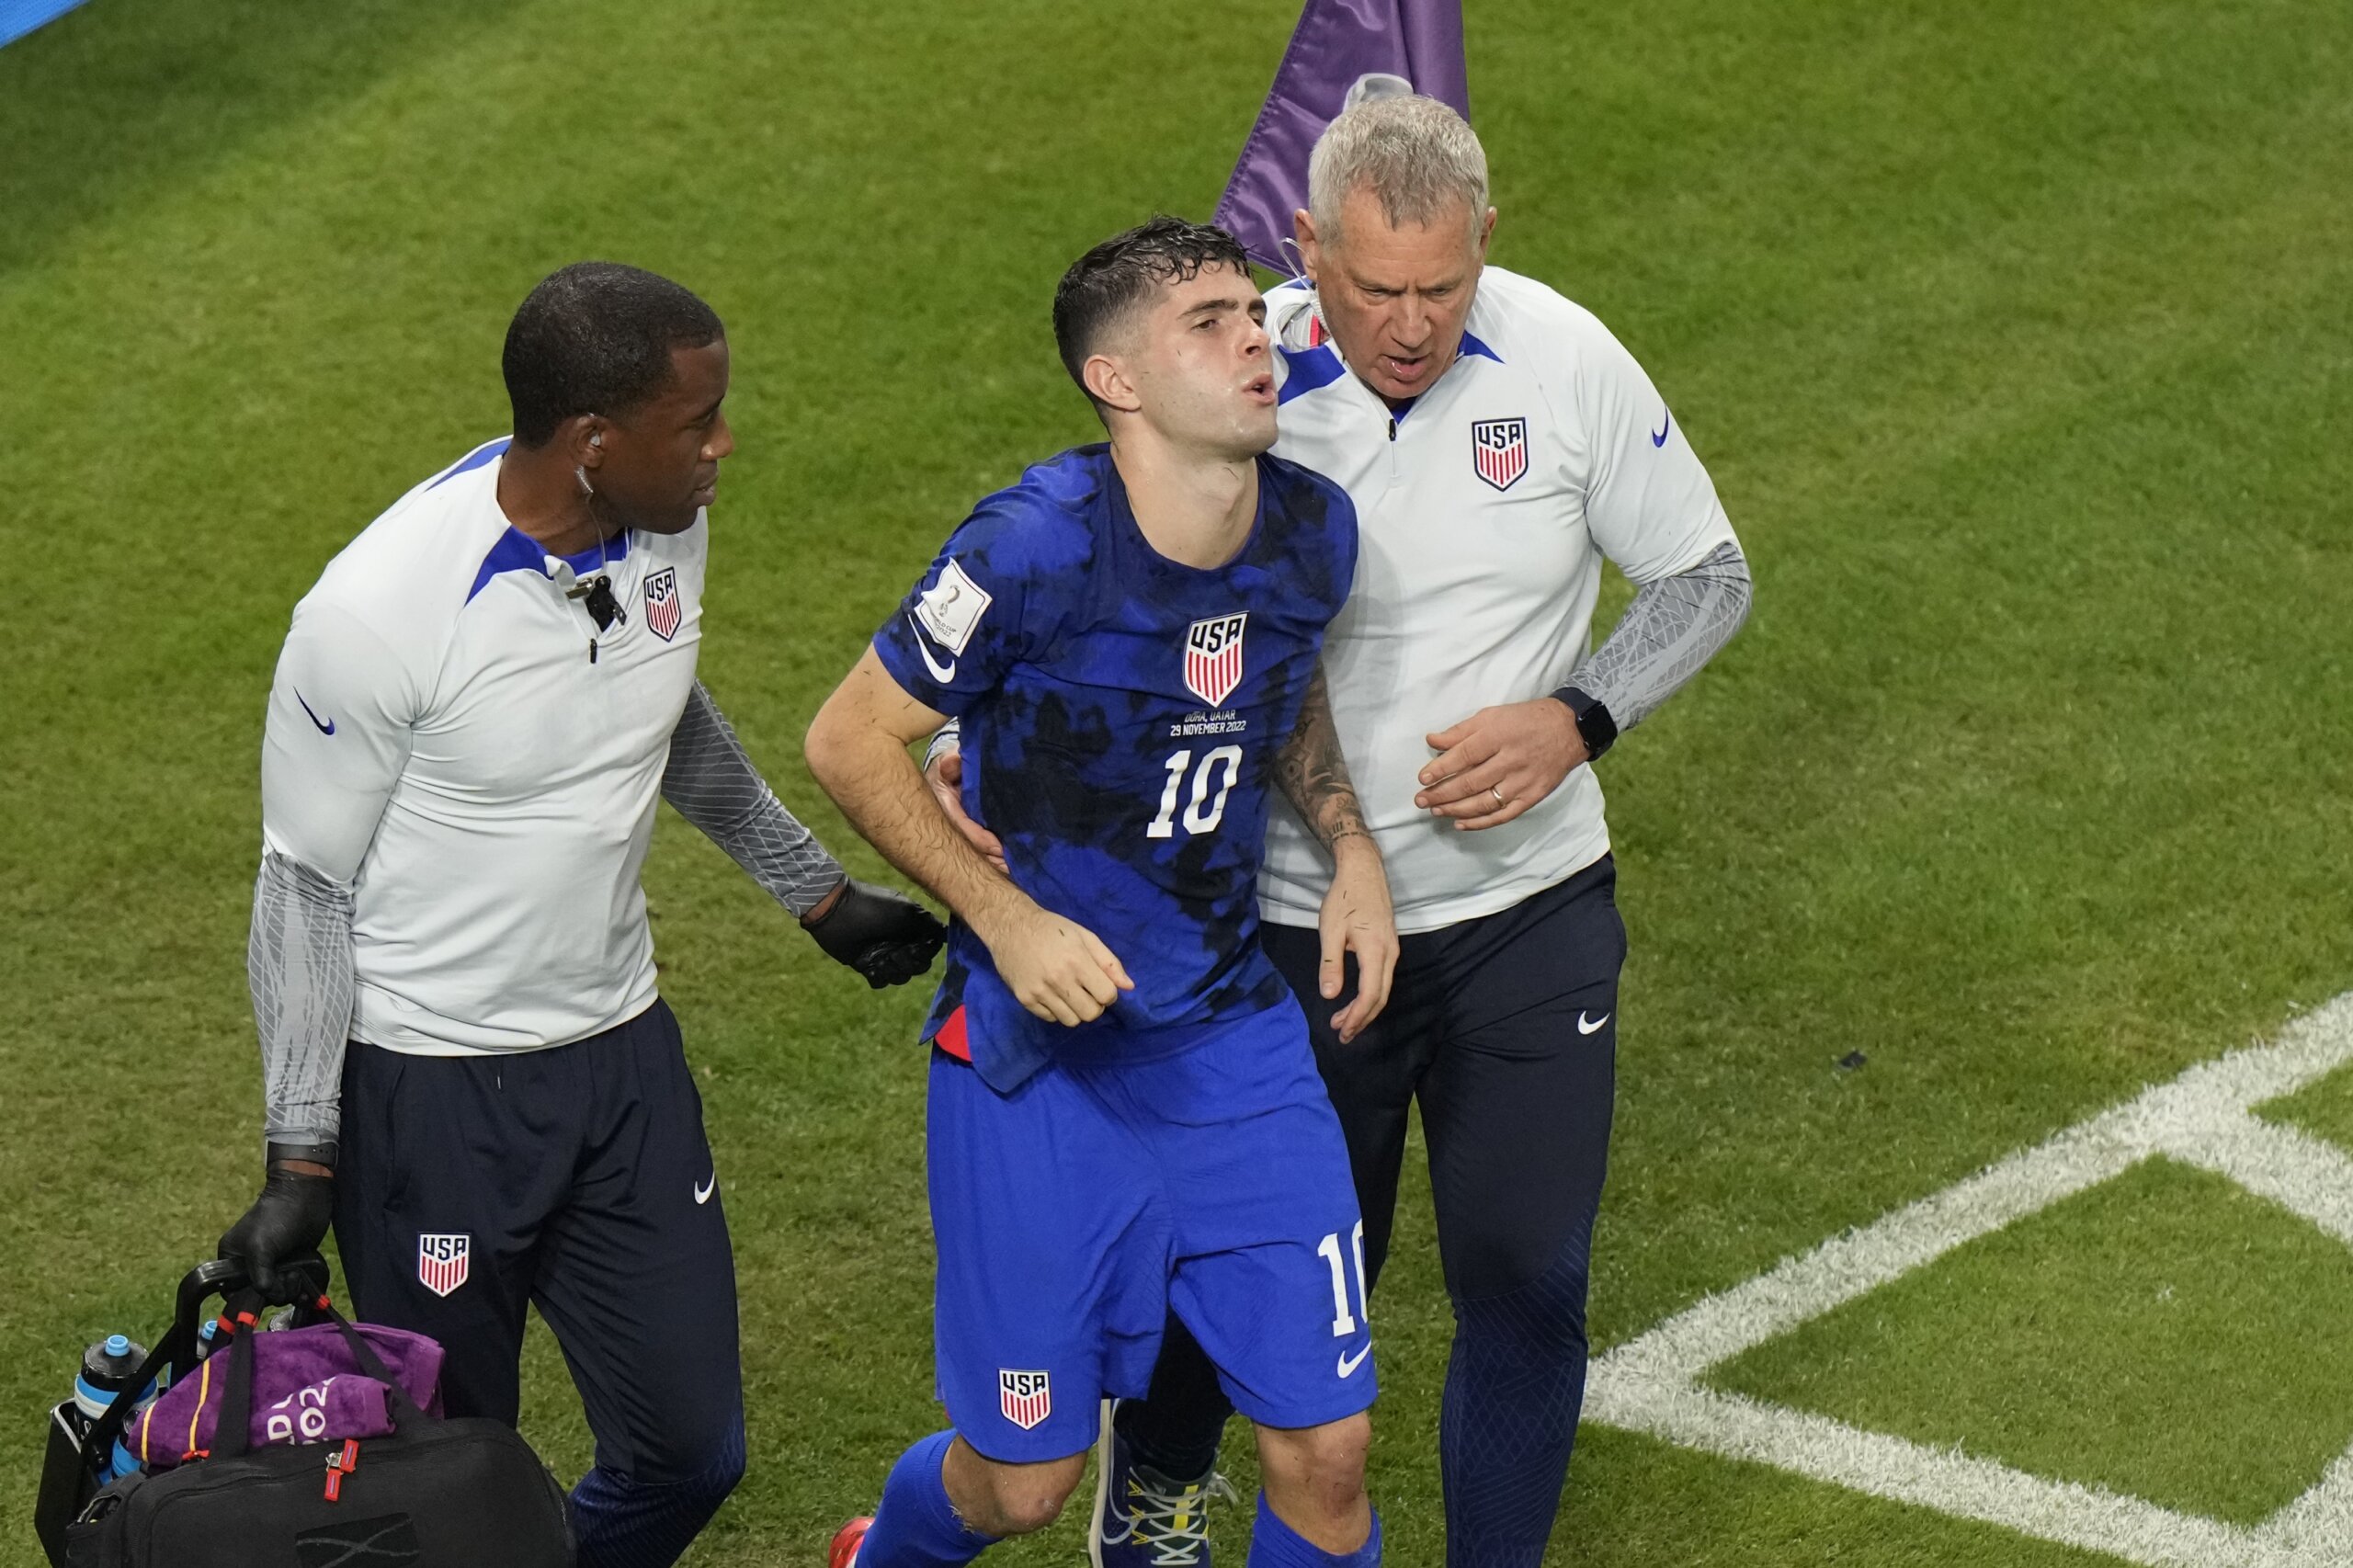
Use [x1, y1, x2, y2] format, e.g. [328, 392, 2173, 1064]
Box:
[1552, 687, 1618, 761]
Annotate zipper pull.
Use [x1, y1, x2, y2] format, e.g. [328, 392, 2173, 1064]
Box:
[324, 1438, 358, 1502]
[589, 638, 599, 665]
[1387, 416, 1398, 442]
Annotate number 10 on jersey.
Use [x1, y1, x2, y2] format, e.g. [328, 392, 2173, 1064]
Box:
[1147, 744, 1244, 839]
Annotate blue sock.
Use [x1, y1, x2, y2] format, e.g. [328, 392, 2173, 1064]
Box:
[1440, 1242, 1592, 1568]
[858, 1430, 996, 1567]
[570, 1414, 746, 1568]
[1246, 1494, 1381, 1567]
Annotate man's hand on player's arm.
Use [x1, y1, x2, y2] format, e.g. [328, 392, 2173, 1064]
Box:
[807, 648, 1131, 1027]
[1416, 698, 1588, 831]
[1274, 665, 1397, 1041]
[920, 724, 1008, 874]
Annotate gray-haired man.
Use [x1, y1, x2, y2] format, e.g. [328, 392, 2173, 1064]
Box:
[932, 97, 1751, 1567]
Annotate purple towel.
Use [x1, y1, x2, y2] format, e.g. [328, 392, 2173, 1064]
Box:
[132, 1323, 444, 1470]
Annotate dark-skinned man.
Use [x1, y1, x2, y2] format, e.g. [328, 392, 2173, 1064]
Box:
[220, 262, 944, 1568]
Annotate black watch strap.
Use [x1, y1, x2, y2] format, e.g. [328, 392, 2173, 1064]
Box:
[1553, 687, 1619, 761]
[266, 1140, 339, 1171]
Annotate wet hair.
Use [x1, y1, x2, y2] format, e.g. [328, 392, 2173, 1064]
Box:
[1051, 216, 1251, 407]
[502, 262, 723, 448]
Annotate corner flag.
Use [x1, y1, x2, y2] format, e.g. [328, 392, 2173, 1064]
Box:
[1213, 0, 1471, 273]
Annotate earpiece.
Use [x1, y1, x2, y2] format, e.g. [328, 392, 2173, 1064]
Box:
[589, 432, 603, 448]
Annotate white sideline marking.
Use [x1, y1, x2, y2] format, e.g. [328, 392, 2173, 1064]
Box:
[1586, 993, 2353, 1567]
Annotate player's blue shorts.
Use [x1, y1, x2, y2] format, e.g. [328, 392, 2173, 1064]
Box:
[926, 994, 1378, 1462]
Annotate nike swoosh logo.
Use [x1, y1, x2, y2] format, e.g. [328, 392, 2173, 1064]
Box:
[1651, 409, 1671, 448]
[294, 691, 335, 735]
[694, 1174, 716, 1205]
[1578, 1010, 1611, 1036]
[1337, 1344, 1371, 1378]
[908, 614, 956, 683]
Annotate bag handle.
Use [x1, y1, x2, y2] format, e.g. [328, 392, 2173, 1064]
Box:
[318, 1308, 431, 1429]
[208, 1289, 271, 1460]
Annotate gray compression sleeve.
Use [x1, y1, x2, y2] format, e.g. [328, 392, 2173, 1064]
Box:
[1567, 540, 1753, 730]
[663, 681, 847, 917]
[249, 849, 357, 1146]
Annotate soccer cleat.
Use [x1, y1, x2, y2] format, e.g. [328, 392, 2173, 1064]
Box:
[1089, 1400, 1238, 1568]
[829, 1515, 872, 1568]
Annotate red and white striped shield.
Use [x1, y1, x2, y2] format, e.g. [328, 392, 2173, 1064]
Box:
[642, 568, 682, 642]
[1183, 613, 1247, 707]
[1471, 417, 1529, 493]
[417, 1233, 471, 1298]
[999, 1369, 1051, 1430]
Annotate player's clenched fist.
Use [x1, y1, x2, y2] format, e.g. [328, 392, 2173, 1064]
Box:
[988, 906, 1135, 1027]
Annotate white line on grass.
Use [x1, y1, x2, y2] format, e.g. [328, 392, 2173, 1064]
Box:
[1586, 992, 2353, 1567]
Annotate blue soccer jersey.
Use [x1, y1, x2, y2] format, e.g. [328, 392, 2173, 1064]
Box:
[870, 443, 1358, 1091]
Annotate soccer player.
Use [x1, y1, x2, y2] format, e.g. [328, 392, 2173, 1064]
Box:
[216, 262, 946, 1568]
[933, 97, 1754, 1567]
[803, 217, 1398, 1568]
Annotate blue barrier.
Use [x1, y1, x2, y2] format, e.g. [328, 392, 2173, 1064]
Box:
[1, 0, 89, 49]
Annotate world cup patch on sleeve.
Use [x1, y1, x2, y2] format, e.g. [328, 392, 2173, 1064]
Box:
[642, 568, 682, 642]
[998, 1369, 1051, 1429]
[417, 1233, 471, 1297]
[915, 560, 992, 654]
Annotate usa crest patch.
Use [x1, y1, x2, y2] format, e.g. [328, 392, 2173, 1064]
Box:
[1471, 417, 1529, 492]
[1183, 613, 1247, 708]
[999, 1369, 1051, 1430]
[642, 568, 682, 642]
[417, 1233, 471, 1298]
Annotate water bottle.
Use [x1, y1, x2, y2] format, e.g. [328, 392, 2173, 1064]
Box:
[74, 1335, 153, 1482]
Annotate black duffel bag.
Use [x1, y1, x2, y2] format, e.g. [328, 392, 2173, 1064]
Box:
[63, 1283, 573, 1568]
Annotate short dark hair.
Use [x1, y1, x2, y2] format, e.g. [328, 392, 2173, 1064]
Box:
[502, 262, 723, 448]
[1051, 216, 1251, 402]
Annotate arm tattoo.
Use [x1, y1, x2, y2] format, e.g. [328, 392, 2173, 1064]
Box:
[1273, 665, 1372, 856]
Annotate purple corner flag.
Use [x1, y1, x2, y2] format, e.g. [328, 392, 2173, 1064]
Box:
[1213, 0, 1471, 273]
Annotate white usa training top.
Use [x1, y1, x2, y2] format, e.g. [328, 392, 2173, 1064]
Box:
[259, 437, 707, 1054]
[1259, 267, 1739, 935]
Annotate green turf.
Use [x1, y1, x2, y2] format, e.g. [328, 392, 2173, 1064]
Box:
[1708, 1157, 2353, 1524]
[2259, 1063, 2353, 1157]
[3, 0, 2348, 1562]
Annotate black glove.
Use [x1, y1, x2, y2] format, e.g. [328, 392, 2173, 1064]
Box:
[804, 879, 947, 988]
[219, 1162, 335, 1301]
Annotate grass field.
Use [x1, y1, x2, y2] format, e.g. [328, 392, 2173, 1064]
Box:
[3, 0, 2349, 1563]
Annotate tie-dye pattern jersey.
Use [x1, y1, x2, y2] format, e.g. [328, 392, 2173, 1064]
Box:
[870, 444, 1358, 1091]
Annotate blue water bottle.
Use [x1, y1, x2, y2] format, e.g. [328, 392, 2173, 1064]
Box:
[74, 1335, 153, 1482]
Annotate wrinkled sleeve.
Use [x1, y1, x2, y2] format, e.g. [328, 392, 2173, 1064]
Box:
[251, 599, 415, 1145]
[1558, 309, 1749, 729]
[249, 852, 358, 1144]
[662, 682, 847, 918]
[1566, 540, 1752, 730]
